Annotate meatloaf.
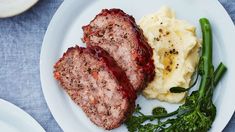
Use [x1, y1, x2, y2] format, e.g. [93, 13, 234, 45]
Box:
[54, 46, 136, 130]
[82, 9, 155, 92]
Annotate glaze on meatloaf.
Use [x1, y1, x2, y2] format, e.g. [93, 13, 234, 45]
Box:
[54, 46, 136, 130]
[83, 9, 155, 92]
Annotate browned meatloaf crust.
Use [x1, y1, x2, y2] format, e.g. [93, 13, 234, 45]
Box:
[54, 46, 136, 130]
[82, 9, 155, 92]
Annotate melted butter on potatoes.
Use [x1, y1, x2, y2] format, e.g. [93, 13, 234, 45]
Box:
[139, 7, 201, 103]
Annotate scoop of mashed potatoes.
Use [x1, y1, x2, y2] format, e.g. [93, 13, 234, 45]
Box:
[139, 7, 201, 103]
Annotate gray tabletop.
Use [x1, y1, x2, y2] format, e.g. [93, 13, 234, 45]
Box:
[0, 0, 234, 132]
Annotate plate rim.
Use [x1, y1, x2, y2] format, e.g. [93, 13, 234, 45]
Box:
[40, 0, 235, 131]
[0, 99, 45, 132]
[0, 0, 39, 18]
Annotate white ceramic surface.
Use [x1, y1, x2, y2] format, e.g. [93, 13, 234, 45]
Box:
[0, 99, 45, 132]
[40, 0, 235, 132]
[0, 0, 38, 18]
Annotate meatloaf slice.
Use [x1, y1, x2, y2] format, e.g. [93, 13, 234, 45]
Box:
[54, 46, 136, 130]
[82, 9, 155, 92]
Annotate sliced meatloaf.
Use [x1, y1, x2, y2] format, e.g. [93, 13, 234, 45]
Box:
[54, 46, 136, 130]
[82, 9, 155, 92]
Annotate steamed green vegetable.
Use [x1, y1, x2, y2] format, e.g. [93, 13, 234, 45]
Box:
[125, 18, 227, 132]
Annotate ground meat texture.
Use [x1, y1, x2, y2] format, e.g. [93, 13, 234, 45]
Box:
[54, 46, 136, 130]
[83, 9, 155, 92]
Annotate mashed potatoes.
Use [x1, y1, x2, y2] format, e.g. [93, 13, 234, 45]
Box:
[139, 7, 200, 103]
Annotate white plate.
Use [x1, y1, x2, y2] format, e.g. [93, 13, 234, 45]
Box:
[0, 0, 38, 18]
[0, 99, 45, 132]
[40, 0, 235, 132]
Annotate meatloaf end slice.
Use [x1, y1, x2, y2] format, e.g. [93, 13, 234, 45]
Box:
[54, 46, 136, 130]
[82, 9, 155, 92]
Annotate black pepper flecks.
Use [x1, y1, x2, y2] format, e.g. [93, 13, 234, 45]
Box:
[169, 49, 179, 55]
[154, 37, 160, 41]
[175, 64, 179, 69]
[97, 30, 105, 37]
[124, 33, 128, 39]
[163, 48, 179, 74]
[87, 68, 92, 74]
[166, 65, 172, 72]
[164, 49, 179, 56]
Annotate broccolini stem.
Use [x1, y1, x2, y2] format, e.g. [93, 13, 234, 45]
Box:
[204, 62, 227, 98]
[198, 18, 214, 99]
[213, 63, 227, 86]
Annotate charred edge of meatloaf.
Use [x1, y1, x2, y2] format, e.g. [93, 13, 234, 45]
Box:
[82, 8, 155, 91]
